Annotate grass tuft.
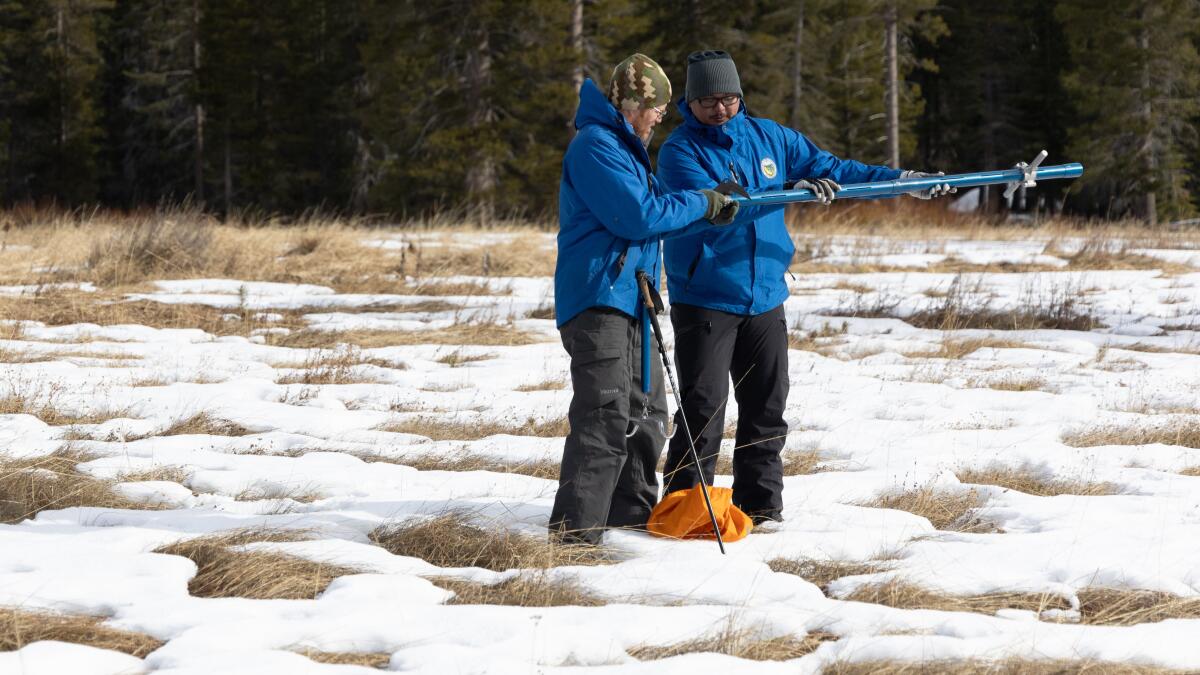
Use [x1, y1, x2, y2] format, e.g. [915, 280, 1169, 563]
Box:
[844, 579, 1071, 615]
[1063, 419, 1200, 449]
[159, 412, 251, 437]
[860, 484, 994, 532]
[154, 529, 359, 599]
[295, 648, 391, 668]
[768, 557, 888, 592]
[370, 512, 607, 571]
[956, 464, 1120, 497]
[0, 606, 163, 657]
[628, 623, 836, 661]
[379, 415, 569, 440]
[1078, 588, 1200, 626]
[431, 575, 605, 607]
[827, 658, 1182, 674]
[376, 450, 559, 480]
[1, 449, 156, 523]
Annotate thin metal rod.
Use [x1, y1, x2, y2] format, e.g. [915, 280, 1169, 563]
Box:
[733, 163, 1084, 207]
[638, 273, 726, 554]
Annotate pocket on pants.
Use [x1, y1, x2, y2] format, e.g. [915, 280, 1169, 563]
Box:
[570, 346, 625, 410]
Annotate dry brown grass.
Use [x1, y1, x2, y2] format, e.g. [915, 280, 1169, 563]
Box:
[295, 649, 391, 668]
[432, 575, 605, 607]
[370, 512, 608, 571]
[0, 606, 164, 657]
[845, 578, 1072, 615]
[380, 415, 569, 440]
[375, 450, 559, 480]
[967, 374, 1050, 392]
[934, 337, 1033, 360]
[0, 208, 555, 291]
[860, 484, 994, 532]
[233, 483, 325, 503]
[956, 465, 1119, 497]
[0, 380, 128, 427]
[1180, 466, 1200, 476]
[117, 465, 190, 484]
[403, 279, 510, 296]
[768, 557, 889, 591]
[514, 378, 566, 392]
[704, 447, 825, 477]
[788, 321, 850, 355]
[827, 658, 1183, 674]
[832, 579, 1200, 628]
[154, 529, 359, 599]
[268, 322, 542, 350]
[274, 348, 390, 385]
[905, 282, 1100, 332]
[1078, 588, 1200, 626]
[0, 289, 304, 336]
[159, 412, 252, 437]
[1, 448, 155, 523]
[1055, 237, 1195, 275]
[1063, 419, 1200, 449]
[435, 349, 497, 367]
[628, 623, 836, 661]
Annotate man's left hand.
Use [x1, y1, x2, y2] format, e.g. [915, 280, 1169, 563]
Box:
[901, 170, 956, 199]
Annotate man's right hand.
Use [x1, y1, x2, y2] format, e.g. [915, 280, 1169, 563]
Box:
[787, 178, 841, 205]
[700, 189, 740, 225]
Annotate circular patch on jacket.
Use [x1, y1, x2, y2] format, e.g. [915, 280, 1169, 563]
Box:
[760, 157, 777, 179]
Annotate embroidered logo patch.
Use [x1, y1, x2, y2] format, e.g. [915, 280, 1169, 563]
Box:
[760, 157, 777, 179]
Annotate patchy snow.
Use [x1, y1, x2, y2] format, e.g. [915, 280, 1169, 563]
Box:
[2, 235, 1200, 672]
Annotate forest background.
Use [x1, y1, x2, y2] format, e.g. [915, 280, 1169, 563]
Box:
[0, 0, 1197, 225]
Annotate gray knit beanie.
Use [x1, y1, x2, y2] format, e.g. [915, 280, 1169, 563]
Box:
[685, 50, 743, 102]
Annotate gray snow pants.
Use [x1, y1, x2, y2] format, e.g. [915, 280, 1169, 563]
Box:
[549, 307, 668, 545]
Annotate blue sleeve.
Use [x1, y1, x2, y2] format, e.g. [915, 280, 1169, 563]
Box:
[566, 135, 708, 240]
[658, 136, 785, 230]
[780, 123, 902, 184]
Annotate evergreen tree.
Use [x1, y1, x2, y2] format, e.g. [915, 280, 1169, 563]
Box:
[0, 0, 111, 204]
[802, 0, 942, 165]
[102, 0, 201, 206]
[199, 0, 361, 215]
[1058, 0, 1200, 223]
[356, 0, 573, 219]
[914, 0, 1072, 211]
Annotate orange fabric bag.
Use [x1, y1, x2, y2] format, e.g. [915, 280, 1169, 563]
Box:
[647, 485, 754, 542]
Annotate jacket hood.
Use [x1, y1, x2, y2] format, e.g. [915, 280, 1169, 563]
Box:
[575, 78, 650, 164]
[575, 79, 624, 132]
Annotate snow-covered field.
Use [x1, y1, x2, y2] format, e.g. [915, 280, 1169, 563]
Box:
[4, 229, 1200, 674]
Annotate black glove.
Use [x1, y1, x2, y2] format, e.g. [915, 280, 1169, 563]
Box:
[788, 178, 841, 205]
[699, 188, 740, 226]
[900, 170, 956, 199]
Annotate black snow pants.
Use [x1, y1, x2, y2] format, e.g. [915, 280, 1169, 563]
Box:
[661, 303, 789, 522]
[549, 307, 668, 544]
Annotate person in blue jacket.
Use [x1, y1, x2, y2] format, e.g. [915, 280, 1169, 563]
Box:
[551, 53, 740, 545]
[656, 50, 951, 524]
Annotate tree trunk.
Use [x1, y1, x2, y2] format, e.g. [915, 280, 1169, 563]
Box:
[223, 118, 232, 217]
[884, 1, 899, 169]
[569, 0, 584, 140]
[57, 7, 67, 149]
[790, 0, 804, 130]
[1138, 8, 1157, 225]
[464, 24, 496, 225]
[193, 0, 205, 204]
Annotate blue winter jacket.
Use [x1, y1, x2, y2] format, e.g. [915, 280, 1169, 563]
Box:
[658, 101, 902, 315]
[555, 80, 709, 327]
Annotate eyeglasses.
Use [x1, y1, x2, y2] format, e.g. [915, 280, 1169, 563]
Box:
[696, 94, 740, 109]
[651, 106, 668, 121]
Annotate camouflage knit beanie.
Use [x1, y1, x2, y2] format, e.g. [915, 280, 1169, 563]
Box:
[608, 53, 672, 112]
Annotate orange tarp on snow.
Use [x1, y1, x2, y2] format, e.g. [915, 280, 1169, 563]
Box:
[647, 485, 753, 542]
